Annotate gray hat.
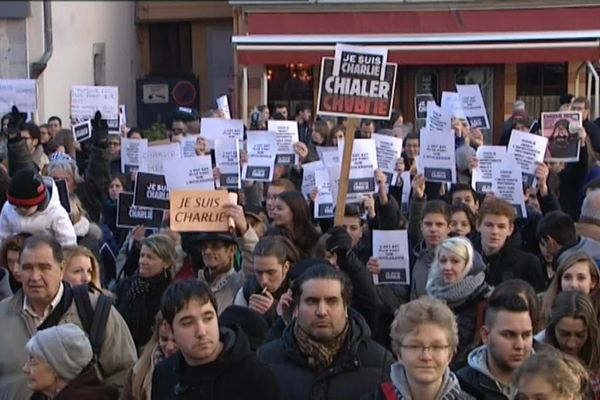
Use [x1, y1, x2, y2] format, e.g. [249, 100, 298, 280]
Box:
[26, 323, 93, 381]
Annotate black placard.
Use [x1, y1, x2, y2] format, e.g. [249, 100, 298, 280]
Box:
[55, 179, 71, 214]
[133, 172, 169, 210]
[117, 192, 163, 229]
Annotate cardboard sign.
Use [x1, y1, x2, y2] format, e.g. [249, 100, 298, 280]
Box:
[317, 44, 397, 120]
[507, 130, 548, 188]
[117, 192, 163, 229]
[414, 93, 434, 120]
[215, 139, 241, 189]
[72, 120, 92, 142]
[0, 79, 37, 113]
[268, 120, 300, 165]
[170, 190, 231, 232]
[456, 85, 490, 129]
[55, 179, 71, 214]
[372, 230, 410, 285]
[541, 111, 581, 162]
[121, 138, 148, 174]
[216, 95, 231, 119]
[133, 172, 169, 210]
[70, 85, 119, 121]
[242, 131, 277, 182]
[163, 155, 215, 191]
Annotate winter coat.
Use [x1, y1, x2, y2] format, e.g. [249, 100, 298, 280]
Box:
[575, 221, 600, 245]
[409, 240, 436, 299]
[0, 177, 77, 249]
[557, 236, 600, 267]
[76, 144, 111, 223]
[34, 365, 118, 400]
[0, 285, 137, 400]
[151, 325, 281, 400]
[234, 275, 287, 327]
[456, 346, 517, 400]
[0, 267, 12, 301]
[199, 268, 245, 315]
[257, 310, 394, 400]
[559, 143, 592, 220]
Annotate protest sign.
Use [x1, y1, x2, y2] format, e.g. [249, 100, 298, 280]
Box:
[328, 166, 342, 207]
[372, 133, 402, 184]
[170, 190, 231, 232]
[214, 139, 241, 189]
[301, 160, 324, 199]
[267, 120, 300, 165]
[70, 85, 119, 121]
[456, 85, 490, 129]
[0, 79, 37, 113]
[216, 95, 231, 119]
[418, 127, 456, 183]
[425, 101, 452, 135]
[121, 138, 148, 174]
[133, 172, 169, 209]
[441, 91, 466, 120]
[314, 168, 335, 219]
[400, 171, 411, 215]
[317, 44, 397, 119]
[140, 143, 181, 175]
[372, 230, 410, 285]
[119, 104, 127, 126]
[163, 155, 215, 191]
[117, 192, 163, 229]
[347, 139, 378, 202]
[180, 134, 200, 158]
[316, 146, 341, 168]
[492, 153, 528, 218]
[200, 118, 244, 147]
[55, 180, 71, 214]
[472, 145, 506, 193]
[72, 120, 92, 142]
[415, 93, 434, 120]
[541, 111, 581, 162]
[507, 130, 548, 188]
[242, 131, 277, 182]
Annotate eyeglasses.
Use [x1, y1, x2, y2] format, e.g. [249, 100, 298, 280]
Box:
[400, 344, 451, 356]
[108, 141, 120, 147]
[171, 128, 185, 134]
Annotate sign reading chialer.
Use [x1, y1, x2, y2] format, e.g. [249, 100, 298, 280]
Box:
[317, 44, 398, 119]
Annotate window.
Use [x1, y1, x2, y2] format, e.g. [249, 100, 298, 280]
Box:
[149, 23, 192, 76]
[267, 64, 314, 115]
[517, 63, 567, 119]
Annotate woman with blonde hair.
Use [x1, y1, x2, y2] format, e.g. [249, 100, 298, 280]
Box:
[62, 245, 102, 289]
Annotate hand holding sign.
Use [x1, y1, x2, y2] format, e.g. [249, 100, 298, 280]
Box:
[223, 203, 248, 236]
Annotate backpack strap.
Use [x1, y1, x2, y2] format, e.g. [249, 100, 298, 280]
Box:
[380, 382, 398, 400]
[73, 284, 94, 334]
[72, 284, 111, 359]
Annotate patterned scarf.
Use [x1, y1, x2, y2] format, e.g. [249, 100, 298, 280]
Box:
[293, 319, 350, 371]
[426, 271, 487, 308]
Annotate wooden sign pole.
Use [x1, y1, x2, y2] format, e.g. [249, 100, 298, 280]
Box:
[334, 118, 359, 225]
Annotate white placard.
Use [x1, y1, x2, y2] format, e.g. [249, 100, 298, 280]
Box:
[426, 101, 452, 134]
[70, 85, 119, 121]
[268, 120, 300, 166]
[180, 134, 200, 158]
[347, 139, 378, 203]
[121, 138, 148, 174]
[372, 133, 402, 184]
[441, 91, 466, 120]
[119, 104, 127, 126]
[333, 44, 388, 81]
[456, 84, 490, 129]
[242, 131, 277, 182]
[200, 118, 244, 147]
[214, 139, 241, 189]
[140, 143, 181, 175]
[472, 145, 506, 193]
[400, 171, 412, 215]
[372, 230, 410, 285]
[418, 128, 456, 183]
[163, 155, 215, 191]
[216, 95, 231, 119]
[492, 153, 528, 219]
[328, 166, 341, 206]
[507, 130, 548, 188]
[314, 168, 335, 219]
[316, 146, 341, 168]
[0, 79, 37, 113]
[301, 160, 324, 199]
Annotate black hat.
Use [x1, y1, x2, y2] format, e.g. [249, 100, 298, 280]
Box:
[244, 204, 268, 224]
[220, 305, 268, 351]
[181, 231, 238, 252]
[7, 169, 48, 207]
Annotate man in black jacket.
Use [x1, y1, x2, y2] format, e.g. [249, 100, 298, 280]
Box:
[257, 264, 394, 400]
[152, 280, 280, 400]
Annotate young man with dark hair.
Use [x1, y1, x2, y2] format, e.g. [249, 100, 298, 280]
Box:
[152, 280, 280, 400]
[450, 183, 479, 214]
[274, 104, 288, 120]
[356, 119, 375, 139]
[457, 294, 534, 399]
[295, 103, 312, 145]
[170, 116, 188, 143]
[402, 133, 419, 174]
[571, 96, 600, 155]
[258, 264, 393, 400]
[19, 122, 49, 172]
[47, 116, 62, 138]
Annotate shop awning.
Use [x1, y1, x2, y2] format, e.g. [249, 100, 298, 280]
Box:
[233, 7, 600, 65]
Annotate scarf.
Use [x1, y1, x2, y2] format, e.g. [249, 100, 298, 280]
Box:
[293, 319, 350, 372]
[426, 271, 486, 308]
[126, 272, 169, 302]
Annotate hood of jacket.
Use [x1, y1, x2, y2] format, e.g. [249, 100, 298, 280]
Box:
[390, 362, 465, 400]
[466, 345, 516, 399]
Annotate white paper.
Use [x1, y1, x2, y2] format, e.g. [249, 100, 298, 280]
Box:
[0, 79, 37, 113]
[268, 120, 300, 166]
[491, 153, 528, 219]
[314, 168, 335, 219]
[216, 95, 231, 119]
[119, 104, 127, 126]
[472, 146, 506, 193]
[163, 155, 215, 191]
[347, 139, 378, 203]
[426, 101, 452, 134]
[441, 91, 466, 120]
[333, 44, 388, 81]
[456, 84, 490, 129]
[121, 138, 148, 174]
[242, 131, 277, 182]
[328, 166, 341, 205]
[507, 130, 548, 188]
[200, 118, 244, 147]
[140, 143, 181, 175]
[180, 134, 200, 158]
[372, 230, 410, 285]
[214, 139, 241, 189]
[301, 161, 324, 199]
[316, 146, 341, 168]
[372, 133, 402, 184]
[418, 128, 456, 183]
[70, 85, 119, 121]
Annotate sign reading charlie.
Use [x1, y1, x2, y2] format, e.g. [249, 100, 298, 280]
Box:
[170, 190, 230, 232]
[317, 44, 397, 119]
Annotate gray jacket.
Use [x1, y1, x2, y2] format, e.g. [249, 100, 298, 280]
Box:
[557, 236, 600, 266]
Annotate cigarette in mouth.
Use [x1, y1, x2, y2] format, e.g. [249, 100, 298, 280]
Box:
[262, 287, 268, 295]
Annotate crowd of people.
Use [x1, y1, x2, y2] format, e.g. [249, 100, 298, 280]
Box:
[0, 94, 599, 400]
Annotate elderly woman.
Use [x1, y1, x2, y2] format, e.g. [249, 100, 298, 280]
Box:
[23, 323, 118, 399]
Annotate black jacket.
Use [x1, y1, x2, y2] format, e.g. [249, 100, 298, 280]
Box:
[77, 145, 111, 223]
[456, 365, 509, 400]
[257, 310, 394, 400]
[151, 326, 280, 400]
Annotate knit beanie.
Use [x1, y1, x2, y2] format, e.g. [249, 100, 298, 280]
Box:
[7, 169, 48, 207]
[25, 323, 93, 381]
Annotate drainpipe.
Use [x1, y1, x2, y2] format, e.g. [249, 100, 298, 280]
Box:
[30, 1, 52, 79]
